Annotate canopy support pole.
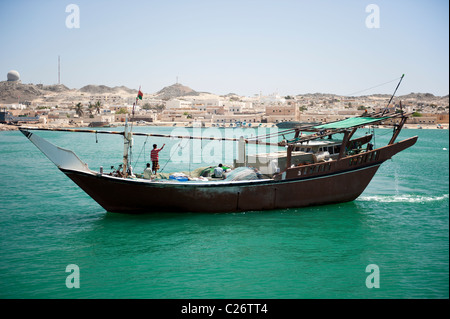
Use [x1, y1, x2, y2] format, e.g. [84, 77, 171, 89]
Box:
[388, 115, 407, 145]
[338, 128, 357, 160]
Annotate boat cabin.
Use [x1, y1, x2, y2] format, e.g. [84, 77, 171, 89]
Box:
[235, 133, 373, 176]
[293, 139, 342, 157]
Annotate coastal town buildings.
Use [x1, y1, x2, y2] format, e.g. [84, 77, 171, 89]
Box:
[265, 104, 299, 123]
[0, 82, 448, 129]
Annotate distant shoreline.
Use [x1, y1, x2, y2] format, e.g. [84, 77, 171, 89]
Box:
[1, 122, 448, 132]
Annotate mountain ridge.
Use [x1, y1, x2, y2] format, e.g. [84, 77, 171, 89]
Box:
[0, 80, 448, 104]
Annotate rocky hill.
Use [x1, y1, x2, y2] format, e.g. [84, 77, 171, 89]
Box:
[0, 82, 142, 104]
[398, 92, 440, 100]
[41, 84, 71, 92]
[155, 83, 201, 100]
[0, 81, 73, 103]
[0, 80, 447, 105]
[0, 81, 42, 103]
[79, 84, 138, 95]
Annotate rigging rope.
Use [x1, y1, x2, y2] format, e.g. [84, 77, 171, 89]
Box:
[159, 139, 189, 173]
[250, 128, 296, 139]
[132, 134, 149, 170]
[345, 76, 402, 96]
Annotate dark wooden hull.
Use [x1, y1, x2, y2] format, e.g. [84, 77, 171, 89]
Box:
[61, 136, 417, 213]
[61, 163, 379, 213]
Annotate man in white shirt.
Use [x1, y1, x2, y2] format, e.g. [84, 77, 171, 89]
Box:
[143, 163, 152, 179]
[213, 163, 224, 178]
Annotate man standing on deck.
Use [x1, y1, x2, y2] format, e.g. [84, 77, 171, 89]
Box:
[151, 143, 165, 175]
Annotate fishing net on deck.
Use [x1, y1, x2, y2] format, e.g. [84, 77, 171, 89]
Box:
[153, 166, 210, 180]
[224, 167, 259, 181]
[151, 166, 260, 182]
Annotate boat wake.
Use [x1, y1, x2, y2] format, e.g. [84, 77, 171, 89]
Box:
[358, 194, 449, 203]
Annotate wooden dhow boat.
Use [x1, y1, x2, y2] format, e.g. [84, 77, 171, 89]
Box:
[19, 111, 416, 213]
[19, 78, 418, 214]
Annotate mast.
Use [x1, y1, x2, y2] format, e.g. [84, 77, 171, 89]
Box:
[382, 74, 404, 116]
[122, 116, 132, 176]
[122, 87, 142, 176]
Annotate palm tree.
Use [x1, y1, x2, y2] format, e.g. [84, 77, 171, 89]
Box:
[95, 100, 101, 114]
[74, 103, 84, 117]
[87, 102, 94, 116]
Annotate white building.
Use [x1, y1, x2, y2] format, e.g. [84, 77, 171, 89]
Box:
[2, 104, 27, 110]
[166, 99, 193, 109]
[109, 104, 140, 113]
[212, 113, 263, 124]
[90, 94, 123, 104]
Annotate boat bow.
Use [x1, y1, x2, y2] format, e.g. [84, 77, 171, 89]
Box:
[20, 129, 92, 173]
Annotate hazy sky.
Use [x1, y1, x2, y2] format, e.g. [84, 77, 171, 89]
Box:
[0, 0, 448, 96]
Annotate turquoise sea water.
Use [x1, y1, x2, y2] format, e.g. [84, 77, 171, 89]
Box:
[0, 127, 448, 299]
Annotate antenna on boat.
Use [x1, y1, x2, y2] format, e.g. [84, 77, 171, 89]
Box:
[382, 74, 404, 116]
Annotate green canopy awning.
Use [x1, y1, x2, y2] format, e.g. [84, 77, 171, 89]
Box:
[314, 117, 389, 130]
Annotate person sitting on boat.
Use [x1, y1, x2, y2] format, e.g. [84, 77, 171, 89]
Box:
[111, 164, 124, 177]
[212, 163, 224, 178]
[127, 165, 136, 178]
[143, 163, 152, 179]
[151, 143, 165, 174]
